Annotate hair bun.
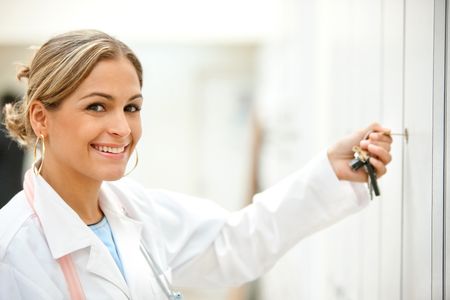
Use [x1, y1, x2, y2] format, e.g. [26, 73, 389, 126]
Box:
[16, 65, 30, 81]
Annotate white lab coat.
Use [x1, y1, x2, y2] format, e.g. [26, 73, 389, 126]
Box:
[0, 152, 369, 299]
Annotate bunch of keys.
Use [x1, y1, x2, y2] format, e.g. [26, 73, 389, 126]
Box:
[349, 145, 380, 200]
[349, 130, 406, 200]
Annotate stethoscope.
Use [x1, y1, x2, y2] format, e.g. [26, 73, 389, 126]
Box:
[139, 242, 183, 300]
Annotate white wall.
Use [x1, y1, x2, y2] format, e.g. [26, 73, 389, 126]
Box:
[0, 0, 278, 44]
[0, 46, 30, 94]
[255, 0, 444, 299]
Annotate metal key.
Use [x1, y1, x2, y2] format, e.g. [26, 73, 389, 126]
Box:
[364, 159, 380, 198]
[349, 146, 380, 199]
[350, 146, 368, 171]
[351, 129, 405, 199]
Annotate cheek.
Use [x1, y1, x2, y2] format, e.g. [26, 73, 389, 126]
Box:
[49, 115, 96, 151]
[48, 117, 74, 147]
[131, 118, 142, 143]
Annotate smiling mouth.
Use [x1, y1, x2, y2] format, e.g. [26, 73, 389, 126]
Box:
[91, 144, 128, 154]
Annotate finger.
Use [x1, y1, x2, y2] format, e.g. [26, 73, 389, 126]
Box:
[362, 123, 392, 141]
[360, 140, 391, 152]
[369, 157, 387, 178]
[368, 122, 392, 135]
[367, 143, 392, 165]
[368, 131, 393, 144]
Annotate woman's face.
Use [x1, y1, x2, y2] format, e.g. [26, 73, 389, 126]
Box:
[44, 57, 143, 182]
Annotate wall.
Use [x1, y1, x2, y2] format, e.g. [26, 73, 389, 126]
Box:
[254, 0, 445, 299]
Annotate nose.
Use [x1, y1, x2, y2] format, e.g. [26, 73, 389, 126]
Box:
[108, 110, 131, 137]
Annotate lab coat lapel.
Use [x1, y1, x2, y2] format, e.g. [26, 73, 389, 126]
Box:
[100, 186, 159, 299]
[85, 238, 130, 297]
[33, 173, 91, 258]
[32, 172, 130, 298]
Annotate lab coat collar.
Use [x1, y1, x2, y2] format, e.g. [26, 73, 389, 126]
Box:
[31, 172, 146, 298]
[99, 184, 160, 299]
[33, 172, 92, 259]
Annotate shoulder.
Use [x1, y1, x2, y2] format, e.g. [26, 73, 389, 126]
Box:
[0, 191, 35, 260]
[103, 177, 229, 223]
[104, 178, 232, 269]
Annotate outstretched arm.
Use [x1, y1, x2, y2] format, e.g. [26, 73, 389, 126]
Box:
[165, 124, 393, 288]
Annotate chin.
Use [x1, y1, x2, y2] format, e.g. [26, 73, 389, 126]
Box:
[96, 168, 126, 182]
[103, 174, 124, 181]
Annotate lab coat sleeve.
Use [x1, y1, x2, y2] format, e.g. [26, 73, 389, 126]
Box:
[0, 263, 53, 300]
[169, 151, 370, 288]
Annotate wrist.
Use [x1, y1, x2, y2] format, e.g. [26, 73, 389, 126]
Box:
[326, 148, 341, 180]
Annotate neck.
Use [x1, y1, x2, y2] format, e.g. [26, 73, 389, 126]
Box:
[40, 159, 104, 225]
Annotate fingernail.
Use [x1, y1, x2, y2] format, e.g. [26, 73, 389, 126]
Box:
[360, 141, 369, 148]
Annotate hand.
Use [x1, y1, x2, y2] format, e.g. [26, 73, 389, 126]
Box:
[327, 123, 393, 182]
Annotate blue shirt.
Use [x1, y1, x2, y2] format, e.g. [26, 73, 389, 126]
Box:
[88, 217, 126, 280]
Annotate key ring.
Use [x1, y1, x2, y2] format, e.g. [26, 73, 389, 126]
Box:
[350, 130, 382, 199]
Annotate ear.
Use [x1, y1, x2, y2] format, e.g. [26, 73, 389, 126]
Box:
[29, 100, 49, 137]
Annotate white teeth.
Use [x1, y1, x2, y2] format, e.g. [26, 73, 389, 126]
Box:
[94, 145, 125, 154]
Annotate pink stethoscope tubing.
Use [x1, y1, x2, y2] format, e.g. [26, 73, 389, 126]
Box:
[23, 169, 86, 300]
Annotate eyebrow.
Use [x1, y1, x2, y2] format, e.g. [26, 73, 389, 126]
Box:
[80, 92, 143, 101]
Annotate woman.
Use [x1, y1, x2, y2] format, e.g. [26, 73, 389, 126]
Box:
[0, 30, 392, 299]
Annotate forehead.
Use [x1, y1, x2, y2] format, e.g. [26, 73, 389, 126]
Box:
[76, 57, 141, 93]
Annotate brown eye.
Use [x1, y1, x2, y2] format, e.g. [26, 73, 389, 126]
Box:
[87, 103, 106, 112]
[125, 104, 141, 113]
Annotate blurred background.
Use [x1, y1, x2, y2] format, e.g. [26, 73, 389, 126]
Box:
[0, 0, 448, 299]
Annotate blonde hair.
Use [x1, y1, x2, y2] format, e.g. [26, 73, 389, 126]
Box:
[3, 30, 143, 148]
